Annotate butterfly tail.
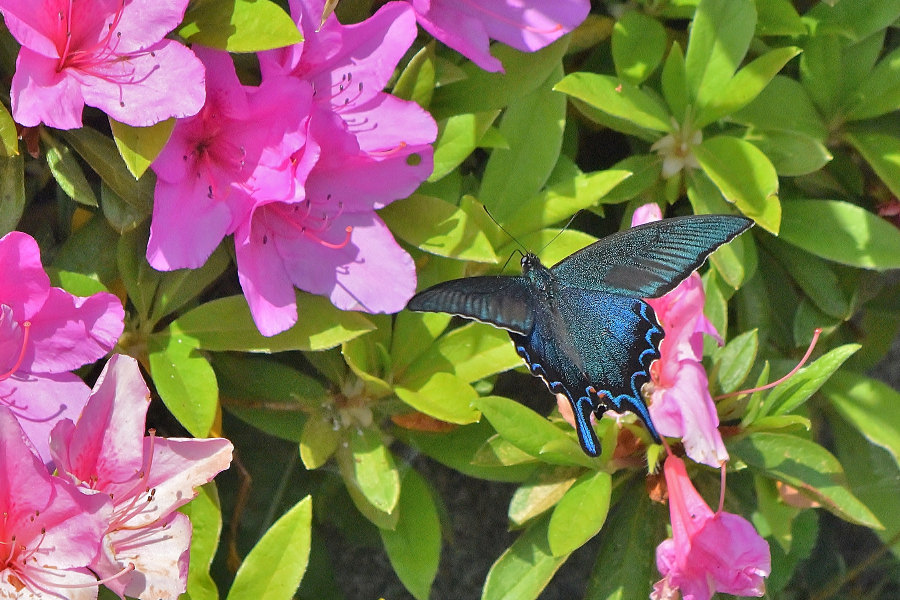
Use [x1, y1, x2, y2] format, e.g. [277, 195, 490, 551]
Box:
[565, 393, 601, 457]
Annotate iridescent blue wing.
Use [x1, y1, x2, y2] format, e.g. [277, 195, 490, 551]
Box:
[512, 290, 663, 456]
[406, 276, 535, 335]
[551, 215, 753, 298]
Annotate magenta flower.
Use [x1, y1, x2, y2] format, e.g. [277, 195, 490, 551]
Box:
[0, 405, 112, 598]
[652, 455, 770, 600]
[0, 231, 124, 463]
[407, 0, 590, 72]
[149, 46, 311, 271]
[239, 0, 437, 335]
[631, 205, 728, 467]
[0, 0, 205, 130]
[50, 354, 233, 600]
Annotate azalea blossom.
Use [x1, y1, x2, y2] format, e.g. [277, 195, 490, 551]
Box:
[407, 0, 590, 72]
[0, 0, 205, 129]
[632, 204, 728, 468]
[652, 454, 770, 600]
[0, 405, 112, 599]
[50, 354, 234, 600]
[241, 0, 436, 335]
[149, 46, 311, 271]
[0, 231, 124, 463]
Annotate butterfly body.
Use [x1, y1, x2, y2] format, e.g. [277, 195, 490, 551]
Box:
[407, 215, 753, 456]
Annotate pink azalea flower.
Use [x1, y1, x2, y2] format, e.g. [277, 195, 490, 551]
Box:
[632, 205, 728, 467]
[240, 0, 437, 336]
[0, 231, 124, 463]
[652, 455, 770, 600]
[0, 0, 205, 129]
[50, 354, 234, 600]
[407, 0, 590, 72]
[0, 405, 112, 599]
[149, 46, 311, 271]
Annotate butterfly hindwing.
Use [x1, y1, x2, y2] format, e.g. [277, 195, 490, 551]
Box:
[406, 275, 535, 335]
[551, 214, 753, 298]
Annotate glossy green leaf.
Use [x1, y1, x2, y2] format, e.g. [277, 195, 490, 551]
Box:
[731, 76, 828, 140]
[148, 329, 218, 437]
[391, 311, 451, 374]
[336, 439, 398, 530]
[347, 426, 400, 515]
[379, 469, 441, 600]
[181, 484, 222, 600]
[482, 515, 567, 600]
[395, 373, 480, 424]
[226, 496, 312, 600]
[728, 432, 881, 527]
[44, 135, 98, 207]
[548, 470, 611, 556]
[393, 42, 436, 108]
[612, 11, 667, 85]
[693, 135, 780, 233]
[824, 370, 900, 469]
[779, 199, 900, 270]
[172, 294, 374, 352]
[481, 64, 566, 222]
[762, 237, 849, 318]
[805, 0, 900, 41]
[180, 0, 302, 52]
[509, 467, 578, 526]
[0, 102, 18, 156]
[52, 213, 120, 284]
[845, 45, 900, 121]
[109, 118, 175, 179]
[554, 73, 672, 134]
[429, 111, 501, 182]
[100, 182, 146, 233]
[474, 396, 591, 467]
[695, 46, 801, 128]
[661, 42, 688, 119]
[299, 412, 340, 469]
[602, 154, 662, 204]
[379, 194, 497, 262]
[46, 268, 109, 297]
[755, 0, 805, 36]
[744, 129, 832, 177]
[844, 129, 900, 198]
[0, 154, 25, 236]
[684, 0, 756, 107]
[713, 328, 758, 393]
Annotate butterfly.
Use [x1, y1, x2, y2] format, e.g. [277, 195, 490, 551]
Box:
[406, 214, 753, 457]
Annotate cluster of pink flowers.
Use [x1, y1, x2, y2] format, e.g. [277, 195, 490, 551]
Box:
[0, 232, 232, 599]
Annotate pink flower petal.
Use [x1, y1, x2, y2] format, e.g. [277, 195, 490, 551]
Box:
[411, 0, 501, 72]
[0, 231, 50, 320]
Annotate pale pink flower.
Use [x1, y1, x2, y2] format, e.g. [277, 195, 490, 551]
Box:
[50, 355, 233, 600]
[632, 205, 728, 467]
[0, 0, 205, 129]
[0, 405, 112, 599]
[0, 231, 123, 463]
[407, 0, 590, 72]
[652, 455, 770, 600]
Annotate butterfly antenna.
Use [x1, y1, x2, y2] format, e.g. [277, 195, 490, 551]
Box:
[483, 206, 528, 253]
[538, 212, 580, 255]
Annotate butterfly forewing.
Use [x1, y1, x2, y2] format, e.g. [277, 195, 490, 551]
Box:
[406, 276, 535, 335]
[551, 215, 753, 298]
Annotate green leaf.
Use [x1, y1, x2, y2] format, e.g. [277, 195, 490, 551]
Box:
[731, 76, 828, 140]
[44, 135, 98, 207]
[227, 496, 312, 600]
[481, 63, 567, 222]
[46, 268, 109, 297]
[109, 118, 175, 179]
[100, 182, 146, 233]
[684, 0, 756, 107]
[805, 0, 900, 41]
[762, 237, 849, 318]
[661, 42, 689, 119]
[755, 0, 806, 36]
[482, 515, 567, 600]
[299, 412, 340, 469]
[429, 111, 501, 182]
[693, 135, 780, 233]
[390, 311, 451, 374]
[52, 212, 120, 284]
[379, 469, 441, 600]
[147, 330, 219, 437]
[509, 467, 578, 527]
[395, 373, 480, 425]
[548, 470, 611, 556]
[824, 371, 900, 470]
[379, 194, 497, 263]
[474, 396, 591, 467]
[759, 344, 860, 418]
[798, 33, 844, 118]
[778, 199, 900, 270]
[584, 484, 668, 600]
[845, 45, 900, 121]
[344, 427, 401, 515]
[612, 11, 667, 85]
[506, 169, 633, 238]
[713, 328, 758, 393]
[694, 46, 801, 128]
[744, 129, 832, 177]
[393, 43, 436, 108]
[844, 128, 900, 199]
[0, 154, 25, 236]
[181, 484, 222, 600]
[172, 294, 374, 352]
[180, 0, 302, 52]
[728, 432, 882, 528]
[0, 101, 18, 157]
[554, 73, 672, 134]
[602, 154, 662, 204]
